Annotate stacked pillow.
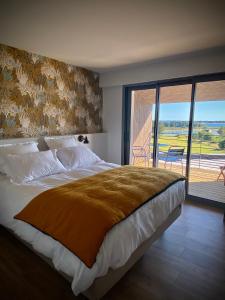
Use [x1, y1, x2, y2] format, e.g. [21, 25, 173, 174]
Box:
[1, 136, 102, 184]
[44, 136, 102, 169]
[44, 136, 77, 149]
[57, 145, 101, 170]
[0, 142, 39, 174]
[4, 149, 66, 184]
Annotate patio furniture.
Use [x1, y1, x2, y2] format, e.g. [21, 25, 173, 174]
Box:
[217, 165, 225, 186]
[132, 137, 151, 167]
[158, 146, 185, 174]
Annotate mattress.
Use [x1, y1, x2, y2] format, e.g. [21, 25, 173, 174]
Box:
[0, 161, 185, 295]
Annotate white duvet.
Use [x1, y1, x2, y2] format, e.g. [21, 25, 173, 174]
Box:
[0, 162, 185, 295]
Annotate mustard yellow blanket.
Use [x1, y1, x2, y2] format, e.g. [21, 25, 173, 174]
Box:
[15, 166, 185, 268]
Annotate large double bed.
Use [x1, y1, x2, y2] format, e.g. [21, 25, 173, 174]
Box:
[0, 136, 185, 299]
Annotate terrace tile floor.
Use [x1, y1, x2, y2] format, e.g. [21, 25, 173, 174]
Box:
[133, 159, 225, 204]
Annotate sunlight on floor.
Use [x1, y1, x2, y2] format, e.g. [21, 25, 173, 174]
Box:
[133, 158, 225, 203]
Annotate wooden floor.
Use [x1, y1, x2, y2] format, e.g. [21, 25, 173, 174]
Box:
[0, 201, 225, 300]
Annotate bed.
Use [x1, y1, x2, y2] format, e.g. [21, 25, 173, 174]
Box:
[0, 136, 185, 299]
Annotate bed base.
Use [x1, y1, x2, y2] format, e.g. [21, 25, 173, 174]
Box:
[84, 204, 181, 300]
[7, 204, 181, 300]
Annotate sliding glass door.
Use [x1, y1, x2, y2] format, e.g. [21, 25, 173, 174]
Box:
[129, 88, 156, 167]
[188, 80, 225, 203]
[129, 83, 192, 178]
[156, 84, 192, 177]
[124, 73, 225, 206]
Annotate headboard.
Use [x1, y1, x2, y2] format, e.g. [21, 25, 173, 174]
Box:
[0, 133, 107, 161]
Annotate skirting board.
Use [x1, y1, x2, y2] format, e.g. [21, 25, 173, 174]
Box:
[5, 204, 181, 300]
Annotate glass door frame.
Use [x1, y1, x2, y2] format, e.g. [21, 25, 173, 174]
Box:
[122, 72, 225, 207]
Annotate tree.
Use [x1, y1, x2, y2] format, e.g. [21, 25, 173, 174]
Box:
[197, 131, 204, 140]
[218, 140, 225, 150]
[159, 123, 165, 135]
[192, 133, 198, 140]
[198, 130, 212, 141]
[217, 127, 225, 137]
[202, 132, 212, 141]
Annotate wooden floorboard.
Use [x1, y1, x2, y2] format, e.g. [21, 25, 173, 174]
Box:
[0, 201, 225, 300]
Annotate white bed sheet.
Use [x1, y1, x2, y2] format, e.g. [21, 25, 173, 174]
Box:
[0, 161, 185, 295]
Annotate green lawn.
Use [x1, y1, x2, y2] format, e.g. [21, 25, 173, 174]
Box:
[158, 135, 225, 155]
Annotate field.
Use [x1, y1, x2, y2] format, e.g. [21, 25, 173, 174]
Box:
[158, 125, 225, 155]
[158, 135, 225, 155]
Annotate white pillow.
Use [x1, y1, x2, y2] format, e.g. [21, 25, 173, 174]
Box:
[57, 145, 101, 169]
[0, 142, 39, 174]
[45, 136, 77, 149]
[3, 150, 66, 184]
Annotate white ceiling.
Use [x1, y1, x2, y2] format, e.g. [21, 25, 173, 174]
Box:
[1, 0, 225, 73]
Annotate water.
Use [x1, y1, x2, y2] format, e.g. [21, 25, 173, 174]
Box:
[205, 122, 225, 128]
[161, 130, 189, 136]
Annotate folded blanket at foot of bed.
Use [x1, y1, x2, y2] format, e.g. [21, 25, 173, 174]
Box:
[15, 166, 185, 268]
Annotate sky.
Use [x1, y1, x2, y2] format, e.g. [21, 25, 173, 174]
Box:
[159, 100, 225, 121]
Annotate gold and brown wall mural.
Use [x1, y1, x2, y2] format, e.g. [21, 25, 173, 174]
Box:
[0, 44, 103, 138]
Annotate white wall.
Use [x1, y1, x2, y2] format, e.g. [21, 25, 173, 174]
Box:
[100, 48, 225, 87]
[103, 86, 123, 164]
[101, 48, 225, 163]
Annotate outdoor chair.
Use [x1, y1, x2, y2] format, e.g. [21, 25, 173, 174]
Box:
[217, 165, 225, 186]
[158, 146, 185, 174]
[132, 137, 151, 167]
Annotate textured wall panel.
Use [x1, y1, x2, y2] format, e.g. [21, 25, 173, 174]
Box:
[0, 44, 102, 138]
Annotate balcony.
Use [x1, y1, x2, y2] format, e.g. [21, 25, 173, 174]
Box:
[131, 139, 225, 204]
[130, 83, 225, 205]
